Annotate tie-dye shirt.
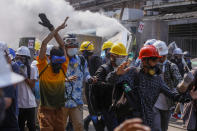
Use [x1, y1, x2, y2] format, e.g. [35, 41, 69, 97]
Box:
[65, 55, 90, 108]
[37, 56, 69, 108]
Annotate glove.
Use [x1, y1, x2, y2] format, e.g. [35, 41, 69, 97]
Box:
[38, 13, 54, 31]
[178, 71, 194, 93]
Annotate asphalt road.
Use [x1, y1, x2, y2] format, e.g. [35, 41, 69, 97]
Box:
[83, 105, 186, 131]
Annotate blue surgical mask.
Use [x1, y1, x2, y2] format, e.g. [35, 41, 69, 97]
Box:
[67, 48, 78, 57]
[115, 57, 126, 66]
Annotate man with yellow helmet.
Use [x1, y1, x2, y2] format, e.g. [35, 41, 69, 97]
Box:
[80, 41, 103, 131]
[91, 43, 128, 131]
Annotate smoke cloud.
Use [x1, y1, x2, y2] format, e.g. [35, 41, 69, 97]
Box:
[0, 0, 125, 49]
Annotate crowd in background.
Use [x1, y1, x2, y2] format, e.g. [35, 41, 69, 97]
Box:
[0, 13, 197, 131]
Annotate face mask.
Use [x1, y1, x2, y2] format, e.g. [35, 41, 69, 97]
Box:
[83, 51, 93, 58]
[67, 48, 78, 57]
[115, 57, 126, 66]
[16, 59, 25, 68]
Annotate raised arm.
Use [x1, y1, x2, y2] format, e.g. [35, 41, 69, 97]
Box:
[39, 30, 56, 60]
[38, 13, 69, 59]
[54, 17, 69, 59]
[39, 18, 69, 60]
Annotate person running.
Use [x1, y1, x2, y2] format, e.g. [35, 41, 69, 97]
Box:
[63, 34, 96, 131]
[106, 45, 197, 129]
[152, 40, 183, 131]
[37, 18, 69, 131]
[15, 46, 37, 131]
[80, 41, 103, 131]
[94, 43, 130, 131]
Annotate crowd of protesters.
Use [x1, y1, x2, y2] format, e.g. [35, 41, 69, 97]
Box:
[0, 13, 197, 131]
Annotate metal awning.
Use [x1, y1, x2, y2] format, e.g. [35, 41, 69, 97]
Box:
[143, 11, 197, 21]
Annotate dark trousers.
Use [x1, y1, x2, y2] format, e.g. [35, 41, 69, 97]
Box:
[102, 110, 118, 131]
[18, 108, 36, 131]
[84, 115, 105, 131]
[152, 107, 171, 131]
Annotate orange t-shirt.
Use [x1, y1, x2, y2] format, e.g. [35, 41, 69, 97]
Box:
[37, 56, 69, 108]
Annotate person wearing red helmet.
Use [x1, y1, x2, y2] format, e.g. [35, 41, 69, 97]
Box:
[106, 45, 197, 130]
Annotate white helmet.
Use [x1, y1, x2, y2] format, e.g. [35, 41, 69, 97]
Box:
[173, 48, 183, 55]
[153, 40, 168, 56]
[144, 39, 157, 46]
[0, 41, 9, 55]
[46, 45, 54, 56]
[16, 46, 31, 57]
[0, 53, 24, 88]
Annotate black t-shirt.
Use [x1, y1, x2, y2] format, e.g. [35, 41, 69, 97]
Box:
[0, 86, 19, 131]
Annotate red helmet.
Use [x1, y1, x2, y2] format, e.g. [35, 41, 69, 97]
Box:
[139, 45, 161, 59]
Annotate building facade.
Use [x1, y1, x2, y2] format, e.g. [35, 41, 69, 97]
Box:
[67, 0, 197, 57]
[144, 0, 197, 57]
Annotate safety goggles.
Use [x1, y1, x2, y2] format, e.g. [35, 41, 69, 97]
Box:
[51, 56, 66, 64]
[64, 38, 77, 44]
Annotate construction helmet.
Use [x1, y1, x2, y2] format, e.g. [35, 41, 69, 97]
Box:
[80, 41, 94, 52]
[144, 39, 157, 46]
[153, 40, 168, 56]
[16, 46, 31, 57]
[102, 41, 114, 51]
[183, 51, 191, 58]
[64, 34, 79, 48]
[173, 48, 183, 55]
[46, 45, 54, 56]
[139, 45, 161, 59]
[110, 43, 128, 56]
[0, 53, 24, 88]
[0, 41, 9, 55]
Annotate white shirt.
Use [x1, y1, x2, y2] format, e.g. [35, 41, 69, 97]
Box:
[154, 60, 169, 110]
[18, 65, 37, 108]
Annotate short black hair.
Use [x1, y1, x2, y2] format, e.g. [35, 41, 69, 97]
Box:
[50, 46, 64, 57]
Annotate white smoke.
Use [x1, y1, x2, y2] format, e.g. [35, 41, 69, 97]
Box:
[0, 0, 125, 49]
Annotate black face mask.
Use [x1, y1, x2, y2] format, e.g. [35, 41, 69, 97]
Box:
[51, 63, 62, 74]
[83, 51, 93, 59]
[174, 56, 182, 63]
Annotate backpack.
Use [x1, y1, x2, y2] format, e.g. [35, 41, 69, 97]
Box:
[110, 67, 142, 119]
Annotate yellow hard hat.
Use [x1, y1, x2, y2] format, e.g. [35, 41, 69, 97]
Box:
[102, 41, 114, 51]
[110, 43, 128, 56]
[80, 41, 95, 52]
[34, 40, 41, 51]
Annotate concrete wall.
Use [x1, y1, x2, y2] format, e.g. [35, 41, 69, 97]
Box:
[137, 19, 168, 48]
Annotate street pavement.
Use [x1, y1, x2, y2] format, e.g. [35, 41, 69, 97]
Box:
[83, 105, 186, 131]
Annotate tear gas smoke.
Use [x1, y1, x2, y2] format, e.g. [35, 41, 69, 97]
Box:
[0, 0, 125, 49]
